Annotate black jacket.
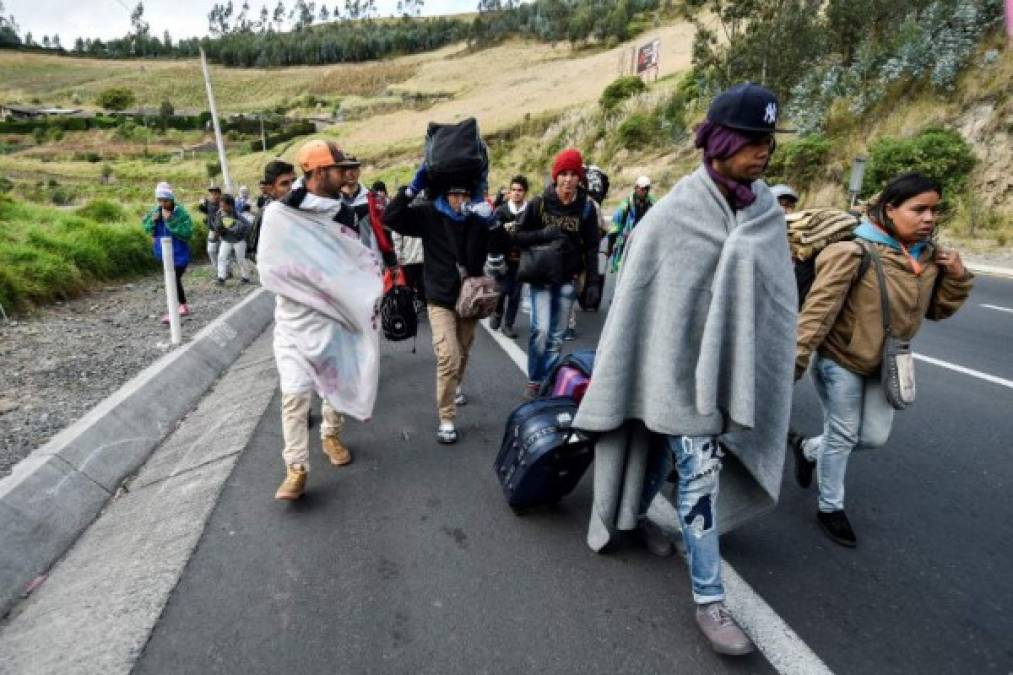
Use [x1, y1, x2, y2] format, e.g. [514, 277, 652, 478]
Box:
[514, 186, 600, 285]
[384, 187, 508, 309]
[494, 201, 527, 265]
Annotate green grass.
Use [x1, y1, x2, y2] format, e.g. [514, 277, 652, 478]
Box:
[0, 196, 158, 314]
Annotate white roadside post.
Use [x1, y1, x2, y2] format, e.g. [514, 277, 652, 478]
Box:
[160, 237, 182, 345]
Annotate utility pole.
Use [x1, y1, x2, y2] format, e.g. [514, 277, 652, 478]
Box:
[199, 48, 232, 194]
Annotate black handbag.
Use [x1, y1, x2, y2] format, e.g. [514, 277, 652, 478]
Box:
[862, 244, 916, 410]
[518, 238, 566, 285]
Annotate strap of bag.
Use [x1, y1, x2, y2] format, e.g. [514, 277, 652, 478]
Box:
[861, 242, 893, 337]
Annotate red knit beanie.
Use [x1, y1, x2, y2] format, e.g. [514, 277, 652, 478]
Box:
[552, 148, 585, 182]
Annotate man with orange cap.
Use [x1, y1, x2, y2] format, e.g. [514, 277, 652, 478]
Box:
[257, 139, 384, 501]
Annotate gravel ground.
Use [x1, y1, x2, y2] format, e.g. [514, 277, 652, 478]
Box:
[0, 262, 260, 478]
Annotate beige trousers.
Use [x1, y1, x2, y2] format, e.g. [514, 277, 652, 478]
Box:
[280, 392, 344, 468]
[428, 305, 478, 423]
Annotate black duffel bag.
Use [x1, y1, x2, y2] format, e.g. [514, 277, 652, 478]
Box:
[425, 117, 488, 192]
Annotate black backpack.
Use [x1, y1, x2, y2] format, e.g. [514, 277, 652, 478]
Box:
[585, 165, 610, 204]
[424, 117, 488, 193]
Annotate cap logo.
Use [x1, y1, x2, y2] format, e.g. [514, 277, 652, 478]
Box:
[764, 102, 778, 125]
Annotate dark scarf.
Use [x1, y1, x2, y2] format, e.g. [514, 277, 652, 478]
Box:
[694, 121, 759, 210]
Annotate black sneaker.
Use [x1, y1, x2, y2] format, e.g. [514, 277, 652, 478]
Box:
[788, 430, 815, 488]
[501, 324, 518, 339]
[489, 314, 502, 330]
[817, 510, 857, 547]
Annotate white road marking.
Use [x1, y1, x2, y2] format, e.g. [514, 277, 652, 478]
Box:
[980, 303, 1013, 315]
[914, 353, 1013, 390]
[479, 320, 834, 675]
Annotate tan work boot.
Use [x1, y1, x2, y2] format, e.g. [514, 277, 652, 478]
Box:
[322, 435, 352, 466]
[274, 463, 307, 500]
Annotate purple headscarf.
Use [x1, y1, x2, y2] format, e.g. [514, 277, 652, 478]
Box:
[694, 120, 761, 210]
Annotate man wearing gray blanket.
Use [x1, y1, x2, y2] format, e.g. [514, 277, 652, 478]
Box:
[573, 83, 798, 656]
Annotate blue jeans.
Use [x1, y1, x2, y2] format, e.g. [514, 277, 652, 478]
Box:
[804, 354, 895, 512]
[527, 282, 576, 383]
[641, 435, 725, 605]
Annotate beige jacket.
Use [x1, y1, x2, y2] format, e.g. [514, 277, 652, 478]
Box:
[797, 240, 974, 378]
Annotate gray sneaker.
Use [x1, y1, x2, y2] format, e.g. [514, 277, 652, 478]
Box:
[695, 602, 754, 656]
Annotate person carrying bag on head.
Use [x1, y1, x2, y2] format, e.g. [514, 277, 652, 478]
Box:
[383, 155, 507, 445]
[791, 172, 974, 548]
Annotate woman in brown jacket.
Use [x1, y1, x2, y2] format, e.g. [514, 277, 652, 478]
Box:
[792, 173, 974, 547]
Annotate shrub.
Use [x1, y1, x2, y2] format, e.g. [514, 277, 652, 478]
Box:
[766, 134, 833, 186]
[77, 199, 127, 223]
[0, 196, 155, 312]
[600, 75, 648, 112]
[863, 128, 976, 200]
[0, 176, 12, 193]
[96, 87, 136, 111]
[658, 92, 688, 141]
[32, 127, 46, 144]
[617, 112, 662, 150]
[46, 127, 64, 142]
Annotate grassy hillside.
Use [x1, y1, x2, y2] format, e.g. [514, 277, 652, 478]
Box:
[0, 197, 157, 313]
[0, 23, 697, 203]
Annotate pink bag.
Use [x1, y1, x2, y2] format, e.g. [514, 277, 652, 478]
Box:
[549, 365, 590, 403]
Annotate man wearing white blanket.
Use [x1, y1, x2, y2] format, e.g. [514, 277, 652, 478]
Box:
[258, 140, 384, 501]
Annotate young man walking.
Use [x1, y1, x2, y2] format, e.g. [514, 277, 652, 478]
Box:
[197, 185, 222, 266]
[257, 140, 383, 501]
[248, 160, 296, 262]
[490, 174, 529, 339]
[574, 83, 798, 656]
[211, 194, 253, 285]
[607, 175, 655, 273]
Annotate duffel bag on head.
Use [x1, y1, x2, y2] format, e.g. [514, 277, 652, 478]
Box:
[381, 268, 418, 342]
[455, 275, 500, 320]
[425, 117, 488, 192]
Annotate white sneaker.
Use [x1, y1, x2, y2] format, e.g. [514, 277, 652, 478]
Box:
[437, 421, 458, 444]
[454, 386, 467, 406]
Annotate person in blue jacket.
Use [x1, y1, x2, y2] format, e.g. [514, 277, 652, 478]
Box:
[143, 181, 194, 324]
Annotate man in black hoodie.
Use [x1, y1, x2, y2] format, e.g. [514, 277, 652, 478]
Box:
[384, 162, 508, 444]
[513, 148, 601, 398]
[490, 174, 529, 338]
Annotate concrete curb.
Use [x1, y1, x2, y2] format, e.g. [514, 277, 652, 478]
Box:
[966, 263, 1013, 279]
[0, 288, 275, 618]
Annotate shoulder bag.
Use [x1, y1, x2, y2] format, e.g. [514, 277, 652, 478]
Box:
[862, 244, 916, 410]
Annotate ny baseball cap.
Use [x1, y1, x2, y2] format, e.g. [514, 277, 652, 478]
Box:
[707, 83, 796, 134]
[295, 139, 357, 172]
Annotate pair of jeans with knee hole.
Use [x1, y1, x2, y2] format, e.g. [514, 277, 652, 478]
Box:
[803, 353, 895, 512]
[527, 282, 576, 383]
[640, 435, 725, 605]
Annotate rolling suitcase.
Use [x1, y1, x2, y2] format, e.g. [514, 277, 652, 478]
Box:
[538, 350, 595, 401]
[494, 397, 593, 513]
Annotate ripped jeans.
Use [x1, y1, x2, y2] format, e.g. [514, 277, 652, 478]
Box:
[641, 435, 724, 604]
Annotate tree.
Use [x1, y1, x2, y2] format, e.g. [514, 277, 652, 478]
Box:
[0, 1, 21, 47]
[272, 0, 286, 28]
[73, 37, 85, 52]
[163, 29, 172, 48]
[258, 3, 270, 31]
[42, 35, 50, 49]
[96, 87, 136, 111]
[51, 34, 61, 49]
[319, 4, 330, 21]
[130, 2, 149, 36]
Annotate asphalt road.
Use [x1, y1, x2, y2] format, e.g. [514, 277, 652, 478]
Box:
[135, 273, 1013, 674]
